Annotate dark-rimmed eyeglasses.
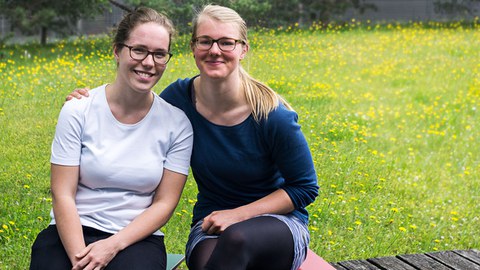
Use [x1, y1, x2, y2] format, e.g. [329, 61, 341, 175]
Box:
[192, 36, 245, 52]
[119, 43, 172, 65]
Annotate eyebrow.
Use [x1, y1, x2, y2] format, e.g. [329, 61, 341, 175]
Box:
[129, 44, 169, 52]
[196, 35, 238, 40]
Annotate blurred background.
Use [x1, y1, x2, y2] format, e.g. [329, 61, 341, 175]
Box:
[1, 0, 480, 45]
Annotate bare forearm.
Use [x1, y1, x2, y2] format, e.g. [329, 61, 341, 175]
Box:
[107, 201, 175, 251]
[53, 198, 85, 263]
[107, 170, 186, 251]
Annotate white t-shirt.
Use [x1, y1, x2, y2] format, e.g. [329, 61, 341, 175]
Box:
[49, 85, 193, 235]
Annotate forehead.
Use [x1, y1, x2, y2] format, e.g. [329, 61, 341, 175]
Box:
[128, 22, 170, 49]
[196, 17, 239, 38]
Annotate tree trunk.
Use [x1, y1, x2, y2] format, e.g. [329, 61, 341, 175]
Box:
[41, 26, 47, 45]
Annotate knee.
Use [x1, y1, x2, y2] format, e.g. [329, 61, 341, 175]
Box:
[219, 225, 248, 250]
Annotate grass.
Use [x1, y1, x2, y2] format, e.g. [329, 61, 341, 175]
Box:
[0, 21, 479, 269]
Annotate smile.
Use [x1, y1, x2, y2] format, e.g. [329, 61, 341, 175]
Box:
[135, 70, 155, 77]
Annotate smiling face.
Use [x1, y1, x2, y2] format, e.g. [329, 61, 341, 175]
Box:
[115, 22, 170, 94]
[192, 17, 248, 80]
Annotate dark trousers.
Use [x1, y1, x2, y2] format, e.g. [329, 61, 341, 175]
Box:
[30, 225, 166, 270]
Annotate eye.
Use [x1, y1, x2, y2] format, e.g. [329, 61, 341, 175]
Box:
[220, 39, 236, 46]
[198, 38, 212, 45]
[131, 47, 147, 54]
[153, 51, 168, 58]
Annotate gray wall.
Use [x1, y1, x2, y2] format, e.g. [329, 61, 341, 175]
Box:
[341, 0, 480, 22]
[1, 0, 479, 43]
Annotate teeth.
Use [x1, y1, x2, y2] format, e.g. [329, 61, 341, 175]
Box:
[136, 71, 152, 77]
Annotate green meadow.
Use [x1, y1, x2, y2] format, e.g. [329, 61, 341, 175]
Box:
[1, 22, 479, 269]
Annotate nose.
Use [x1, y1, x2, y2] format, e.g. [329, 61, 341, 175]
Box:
[209, 41, 222, 54]
[142, 52, 156, 65]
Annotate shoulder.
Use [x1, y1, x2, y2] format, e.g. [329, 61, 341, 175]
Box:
[153, 93, 192, 130]
[265, 103, 299, 126]
[259, 103, 302, 141]
[160, 77, 194, 100]
[61, 85, 105, 116]
[160, 77, 196, 112]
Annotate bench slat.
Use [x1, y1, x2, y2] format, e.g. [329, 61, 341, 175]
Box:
[166, 253, 184, 270]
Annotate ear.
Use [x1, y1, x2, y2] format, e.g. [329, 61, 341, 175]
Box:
[240, 43, 249, 60]
[113, 44, 121, 61]
[190, 41, 195, 52]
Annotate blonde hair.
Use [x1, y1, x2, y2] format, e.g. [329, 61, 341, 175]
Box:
[192, 4, 292, 122]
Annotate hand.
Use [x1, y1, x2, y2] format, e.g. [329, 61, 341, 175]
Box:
[72, 238, 118, 270]
[201, 209, 249, 235]
[65, 87, 90, 102]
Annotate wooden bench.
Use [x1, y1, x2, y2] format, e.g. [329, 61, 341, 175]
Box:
[166, 253, 184, 270]
[330, 249, 480, 270]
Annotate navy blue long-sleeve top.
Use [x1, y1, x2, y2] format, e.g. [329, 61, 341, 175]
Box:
[160, 77, 319, 225]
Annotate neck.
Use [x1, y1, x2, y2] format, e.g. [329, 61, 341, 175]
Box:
[108, 83, 153, 109]
[193, 76, 251, 126]
[106, 83, 154, 124]
[194, 75, 245, 111]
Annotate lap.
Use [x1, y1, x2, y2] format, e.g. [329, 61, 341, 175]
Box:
[186, 214, 309, 270]
[30, 225, 166, 270]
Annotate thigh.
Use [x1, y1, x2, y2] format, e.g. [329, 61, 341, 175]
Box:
[30, 225, 71, 270]
[106, 235, 166, 270]
[188, 238, 218, 270]
[207, 216, 295, 270]
[225, 216, 294, 252]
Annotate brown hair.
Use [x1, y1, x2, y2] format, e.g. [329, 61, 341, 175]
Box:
[191, 4, 292, 122]
[114, 7, 175, 51]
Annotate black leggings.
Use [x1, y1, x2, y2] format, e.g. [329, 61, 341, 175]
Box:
[188, 216, 294, 270]
[30, 225, 166, 270]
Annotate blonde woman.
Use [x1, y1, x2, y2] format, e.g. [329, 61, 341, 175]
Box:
[161, 5, 318, 270]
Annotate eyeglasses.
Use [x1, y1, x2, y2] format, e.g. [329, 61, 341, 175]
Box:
[119, 43, 172, 65]
[192, 36, 245, 52]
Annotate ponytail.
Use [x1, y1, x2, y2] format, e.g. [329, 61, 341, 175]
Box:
[239, 66, 292, 122]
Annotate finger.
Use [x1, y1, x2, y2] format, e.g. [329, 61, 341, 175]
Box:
[206, 222, 221, 235]
[78, 88, 90, 97]
[201, 217, 211, 232]
[72, 260, 87, 270]
[75, 245, 91, 259]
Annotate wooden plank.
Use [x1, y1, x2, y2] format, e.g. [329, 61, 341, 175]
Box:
[427, 250, 480, 270]
[397, 253, 452, 270]
[330, 262, 349, 270]
[368, 256, 418, 270]
[454, 249, 480, 265]
[338, 259, 381, 270]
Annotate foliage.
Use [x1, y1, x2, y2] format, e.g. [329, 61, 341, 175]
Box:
[118, 0, 271, 33]
[0, 0, 111, 44]
[118, 0, 377, 32]
[299, 0, 377, 25]
[1, 22, 479, 269]
[434, 0, 480, 18]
